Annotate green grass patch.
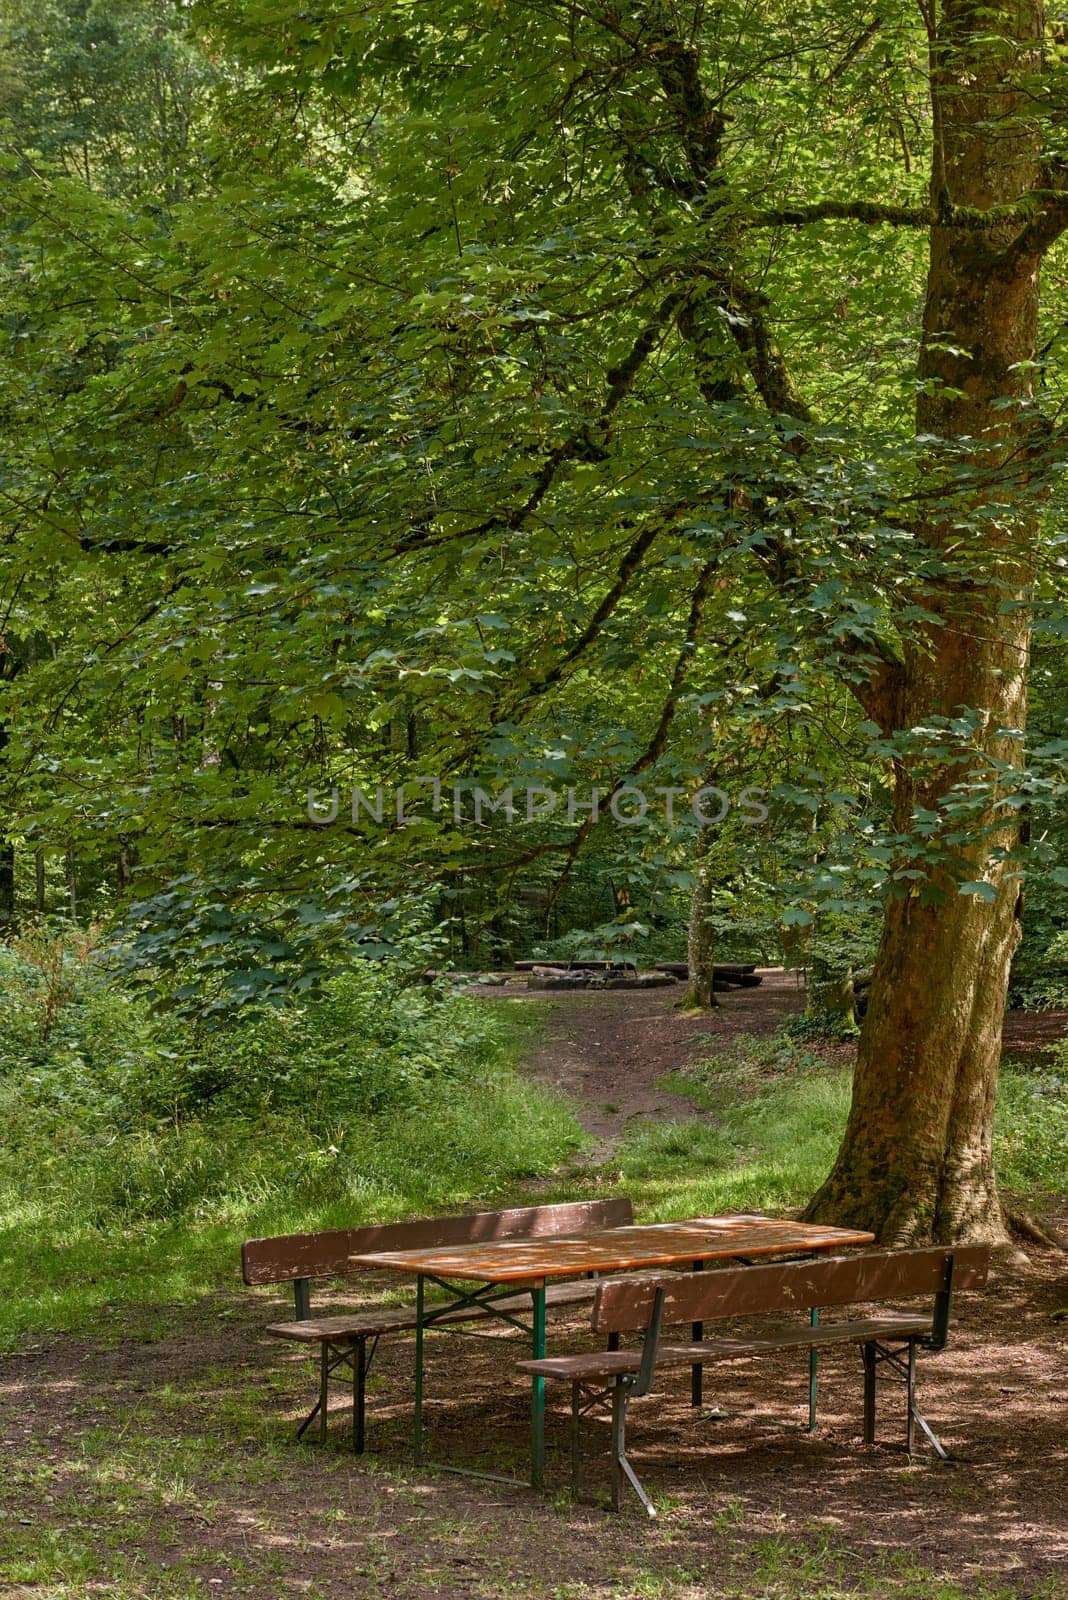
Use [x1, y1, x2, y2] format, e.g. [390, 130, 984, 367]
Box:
[997, 1059, 1068, 1195]
[1, 1065, 581, 1350]
[1, 969, 582, 1349]
[609, 1032, 1067, 1221]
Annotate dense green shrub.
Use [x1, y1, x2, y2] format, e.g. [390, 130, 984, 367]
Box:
[2, 932, 506, 1125]
[1, 934, 581, 1235]
[1009, 927, 1068, 1011]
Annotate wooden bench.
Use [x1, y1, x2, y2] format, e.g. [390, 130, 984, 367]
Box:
[518, 1244, 990, 1514]
[242, 1196, 633, 1450]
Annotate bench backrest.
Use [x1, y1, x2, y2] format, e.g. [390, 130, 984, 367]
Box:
[242, 1197, 634, 1288]
[592, 1246, 990, 1334]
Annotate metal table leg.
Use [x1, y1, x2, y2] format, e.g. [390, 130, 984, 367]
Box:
[809, 1305, 820, 1431]
[414, 1274, 425, 1464]
[409, 1273, 546, 1487]
[531, 1281, 546, 1489]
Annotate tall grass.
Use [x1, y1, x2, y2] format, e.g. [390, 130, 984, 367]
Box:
[614, 1033, 1067, 1222]
[0, 942, 582, 1347]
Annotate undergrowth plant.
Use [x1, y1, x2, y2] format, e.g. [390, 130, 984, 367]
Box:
[627, 1027, 1068, 1222]
[0, 941, 581, 1344]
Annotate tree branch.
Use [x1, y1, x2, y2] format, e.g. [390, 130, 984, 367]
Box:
[509, 514, 666, 705]
[747, 200, 931, 228]
[544, 554, 720, 917]
[995, 199, 1068, 274]
[389, 290, 682, 557]
[746, 193, 1068, 234]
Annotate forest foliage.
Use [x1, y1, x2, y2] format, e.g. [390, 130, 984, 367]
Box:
[1, 0, 1068, 1257]
[1, 0, 1065, 1006]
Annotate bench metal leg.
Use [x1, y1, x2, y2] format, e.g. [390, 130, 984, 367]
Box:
[903, 1343, 948, 1458]
[354, 1337, 367, 1454]
[866, 1339, 949, 1460]
[611, 1381, 655, 1519]
[909, 1399, 949, 1459]
[292, 1338, 375, 1451]
[906, 1341, 916, 1455]
[571, 1382, 582, 1498]
[610, 1383, 624, 1512]
[318, 1342, 330, 1443]
[295, 1396, 322, 1441]
[296, 1341, 349, 1442]
[808, 1307, 820, 1431]
[862, 1341, 877, 1443]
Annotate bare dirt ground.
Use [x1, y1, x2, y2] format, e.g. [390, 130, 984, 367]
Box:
[3, 1251, 1066, 1599]
[2, 978, 1066, 1600]
[502, 966, 1063, 1154]
[505, 967, 808, 1153]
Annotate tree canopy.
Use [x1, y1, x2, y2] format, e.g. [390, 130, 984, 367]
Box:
[2, 0, 1067, 1237]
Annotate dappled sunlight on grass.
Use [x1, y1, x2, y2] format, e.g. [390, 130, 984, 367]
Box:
[0, 1080, 584, 1349]
[611, 1047, 1064, 1223]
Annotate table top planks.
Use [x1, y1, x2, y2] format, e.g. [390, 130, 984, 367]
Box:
[348, 1215, 875, 1283]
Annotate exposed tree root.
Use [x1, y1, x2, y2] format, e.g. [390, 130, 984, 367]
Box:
[1005, 1209, 1068, 1252]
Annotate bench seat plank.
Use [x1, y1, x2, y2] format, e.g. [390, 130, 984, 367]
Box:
[517, 1314, 934, 1382]
[268, 1279, 601, 1344]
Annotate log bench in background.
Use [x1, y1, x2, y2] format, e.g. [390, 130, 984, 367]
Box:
[653, 962, 763, 988]
[242, 1197, 634, 1450]
[516, 962, 763, 991]
[518, 1245, 990, 1515]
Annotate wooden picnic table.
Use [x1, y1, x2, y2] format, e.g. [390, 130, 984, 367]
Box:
[350, 1214, 875, 1488]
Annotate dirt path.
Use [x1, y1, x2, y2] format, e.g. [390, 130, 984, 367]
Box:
[496, 968, 805, 1154]
[496, 968, 1063, 1155]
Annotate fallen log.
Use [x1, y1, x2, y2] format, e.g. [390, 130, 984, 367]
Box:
[655, 962, 762, 987]
[514, 959, 637, 972]
[527, 971, 677, 991]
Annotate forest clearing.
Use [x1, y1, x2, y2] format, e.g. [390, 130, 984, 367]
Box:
[3, 0, 1068, 1594]
[2, 973, 1065, 1598]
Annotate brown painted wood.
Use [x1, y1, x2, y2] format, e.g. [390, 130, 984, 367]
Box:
[516, 1314, 936, 1383]
[266, 1279, 602, 1344]
[518, 1349, 646, 1381]
[267, 1308, 469, 1341]
[241, 1197, 633, 1286]
[591, 1246, 990, 1333]
[656, 1316, 935, 1356]
[348, 1217, 874, 1283]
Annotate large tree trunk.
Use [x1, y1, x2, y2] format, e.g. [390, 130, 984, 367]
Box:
[806, 0, 1046, 1244]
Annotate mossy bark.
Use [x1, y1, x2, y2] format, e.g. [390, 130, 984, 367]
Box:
[806, 0, 1047, 1245]
[684, 829, 718, 1008]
